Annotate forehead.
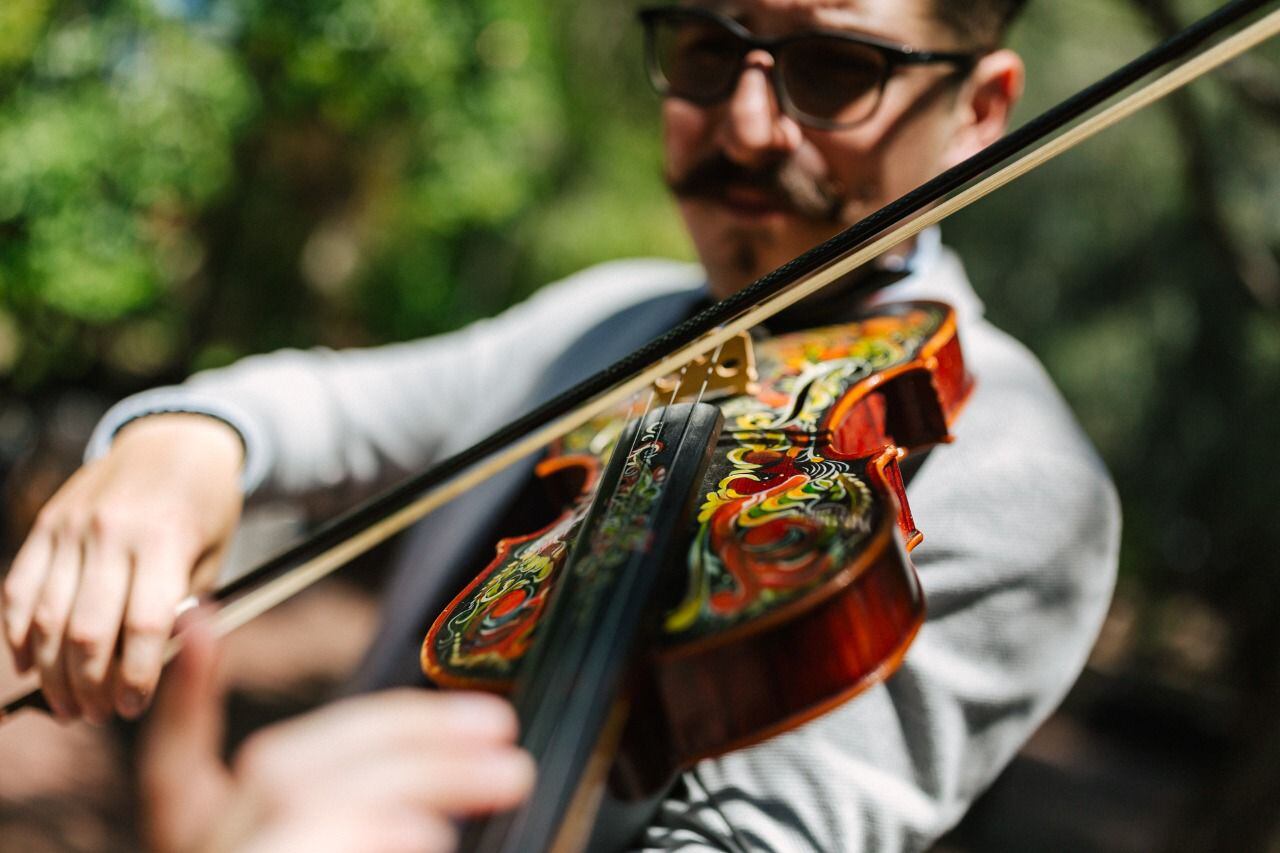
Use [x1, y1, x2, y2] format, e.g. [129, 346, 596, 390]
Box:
[689, 0, 940, 42]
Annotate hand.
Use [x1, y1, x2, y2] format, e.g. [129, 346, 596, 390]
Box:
[140, 615, 534, 853]
[2, 414, 245, 722]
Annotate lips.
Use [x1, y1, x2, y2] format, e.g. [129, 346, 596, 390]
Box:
[717, 183, 791, 215]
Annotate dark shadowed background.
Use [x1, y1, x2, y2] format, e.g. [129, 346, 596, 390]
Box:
[1, 0, 1277, 850]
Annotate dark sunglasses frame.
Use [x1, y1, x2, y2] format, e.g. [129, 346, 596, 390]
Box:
[638, 5, 981, 130]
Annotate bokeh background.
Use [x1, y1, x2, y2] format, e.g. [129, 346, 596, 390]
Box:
[0, 0, 1277, 850]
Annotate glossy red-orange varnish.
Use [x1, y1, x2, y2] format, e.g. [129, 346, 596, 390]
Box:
[643, 451, 924, 764]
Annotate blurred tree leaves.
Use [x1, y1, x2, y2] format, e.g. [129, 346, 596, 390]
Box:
[0, 0, 254, 384]
[0, 0, 688, 387]
[949, 0, 1279, 600]
[947, 15, 1280, 840]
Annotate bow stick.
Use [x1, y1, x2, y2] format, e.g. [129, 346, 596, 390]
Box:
[3, 0, 1278, 721]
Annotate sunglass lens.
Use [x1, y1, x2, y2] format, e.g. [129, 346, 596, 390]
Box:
[649, 15, 744, 103]
[779, 37, 885, 125]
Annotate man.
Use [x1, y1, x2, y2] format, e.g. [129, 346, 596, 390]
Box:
[3, 0, 1119, 849]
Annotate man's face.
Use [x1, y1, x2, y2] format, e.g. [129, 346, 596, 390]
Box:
[662, 0, 974, 298]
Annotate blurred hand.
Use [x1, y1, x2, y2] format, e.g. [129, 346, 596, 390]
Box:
[140, 615, 534, 853]
[1, 414, 245, 722]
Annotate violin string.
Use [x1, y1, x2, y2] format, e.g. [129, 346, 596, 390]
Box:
[536, 374, 658, 730]
[694, 340, 728, 407]
[592, 361, 686, 572]
[519, 381, 676, 825]
[508, 372, 674, 771]
[542, 344, 726, 767]
[522, 377, 670, 755]
[520, 370, 665, 727]
[533, 422, 697, 836]
[529, 352, 723, 808]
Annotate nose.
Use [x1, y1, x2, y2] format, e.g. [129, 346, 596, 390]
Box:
[717, 50, 804, 167]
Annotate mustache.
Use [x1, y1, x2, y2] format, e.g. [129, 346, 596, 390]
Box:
[666, 154, 844, 222]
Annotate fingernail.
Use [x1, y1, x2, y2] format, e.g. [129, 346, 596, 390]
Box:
[48, 701, 73, 724]
[119, 689, 146, 719]
[443, 694, 518, 735]
[488, 749, 537, 792]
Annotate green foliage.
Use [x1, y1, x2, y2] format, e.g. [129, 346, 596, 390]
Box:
[0, 0, 688, 385]
[946, 0, 1280, 686]
[0, 0, 254, 384]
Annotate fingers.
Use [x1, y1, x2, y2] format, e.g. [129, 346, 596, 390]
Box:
[5, 510, 192, 723]
[141, 615, 228, 805]
[29, 534, 84, 720]
[241, 690, 521, 782]
[4, 417, 243, 724]
[196, 689, 522, 853]
[232, 809, 459, 853]
[3, 468, 94, 678]
[116, 536, 195, 719]
[140, 611, 234, 853]
[230, 691, 534, 815]
[2, 523, 53, 674]
[220, 692, 532, 853]
[7, 524, 204, 723]
[64, 537, 132, 723]
[345, 743, 536, 817]
[149, 611, 223, 736]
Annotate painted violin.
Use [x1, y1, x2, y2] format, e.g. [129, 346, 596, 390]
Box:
[424, 300, 971, 851]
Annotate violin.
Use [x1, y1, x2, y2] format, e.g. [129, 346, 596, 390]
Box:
[427, 302, 971, 850]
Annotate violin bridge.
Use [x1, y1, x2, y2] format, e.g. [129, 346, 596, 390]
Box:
[653, 332, 758, 403]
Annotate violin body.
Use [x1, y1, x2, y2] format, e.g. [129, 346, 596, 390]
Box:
[424, 301, 971, 788]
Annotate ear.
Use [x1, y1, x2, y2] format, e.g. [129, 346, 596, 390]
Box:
[941, 49, 1025, 170]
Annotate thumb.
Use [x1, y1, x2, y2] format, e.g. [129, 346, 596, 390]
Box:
[139, 608, 233, 853]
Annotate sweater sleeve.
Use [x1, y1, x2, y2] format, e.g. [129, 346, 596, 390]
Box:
[637, 322, 1120, 852]
[85, 259, 703, 502]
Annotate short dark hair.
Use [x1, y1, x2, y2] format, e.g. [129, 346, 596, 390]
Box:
[932, 0, 1029, 47]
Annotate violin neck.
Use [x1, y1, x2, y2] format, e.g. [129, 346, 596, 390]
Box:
[461, 402, 723, 853]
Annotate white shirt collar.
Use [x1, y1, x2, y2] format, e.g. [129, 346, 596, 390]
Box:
[866, 227, 986, 327]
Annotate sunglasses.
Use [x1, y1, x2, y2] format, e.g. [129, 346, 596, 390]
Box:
[639, 5, 980, 130]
